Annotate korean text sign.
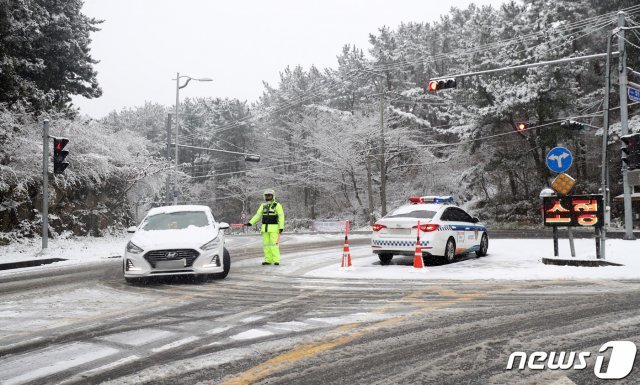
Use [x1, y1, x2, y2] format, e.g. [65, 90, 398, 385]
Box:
[543, 195, 604, 227]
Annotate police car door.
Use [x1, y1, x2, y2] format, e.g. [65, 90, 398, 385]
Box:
[456, 208, 478, 250]
[442, 208, 465, 250]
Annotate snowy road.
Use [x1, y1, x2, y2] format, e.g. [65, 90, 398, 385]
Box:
[0, 237, 639, 384]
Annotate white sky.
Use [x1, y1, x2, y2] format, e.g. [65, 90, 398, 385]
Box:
[72, 0, 505, 118]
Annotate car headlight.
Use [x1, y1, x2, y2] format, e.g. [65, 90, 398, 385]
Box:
[126, 241, 144, 254]
[201, 235, 221, 251]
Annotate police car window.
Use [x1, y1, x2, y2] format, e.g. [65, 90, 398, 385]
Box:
[457, 209, 474, 222]
[440, 208, 453, 221]
[386, 210, 436, 219]
[450, 208, 472, 222]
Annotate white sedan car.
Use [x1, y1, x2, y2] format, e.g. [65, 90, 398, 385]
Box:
[371, 196, 488, 265]
[123, 205, 230, 283]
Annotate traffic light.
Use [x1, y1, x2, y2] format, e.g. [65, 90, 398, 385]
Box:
[560, 120, 585, 130]
[53, 137, 69, 174]
[516, 122, 527, 131]
[428, 78, 456, 91]
[621, 133, 640, 170]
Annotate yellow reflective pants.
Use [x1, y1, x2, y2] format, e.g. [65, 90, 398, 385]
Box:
[262, 232, 281, 264]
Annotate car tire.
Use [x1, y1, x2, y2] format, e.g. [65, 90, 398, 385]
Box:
[442, 238, 456, 264]
[210, 247, 231, 279]
[476, 233, 488, 257]
[378, 253, 393, 265]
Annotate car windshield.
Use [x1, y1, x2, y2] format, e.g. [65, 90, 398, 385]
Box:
[385, 209, 437, 219]
[141, 211, 210, 230]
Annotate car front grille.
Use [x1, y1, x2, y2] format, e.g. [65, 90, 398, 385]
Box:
[144, 249, 200, 268]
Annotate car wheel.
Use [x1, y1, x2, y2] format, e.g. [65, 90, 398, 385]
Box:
[378, 253, 393, 265]
[210, 247, 231, 279]
[442, 238, 456, 264]
[476, 233, 488, 257]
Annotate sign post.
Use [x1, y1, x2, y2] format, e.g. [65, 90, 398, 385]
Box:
[545, 147, 578, 256]
[543, 194, 605, 259]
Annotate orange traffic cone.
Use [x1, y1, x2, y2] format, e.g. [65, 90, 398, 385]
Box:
[341, 220, 352, 268]
[413, 220, 424, 269]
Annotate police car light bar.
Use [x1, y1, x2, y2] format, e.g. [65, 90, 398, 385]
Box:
[408, 196, 454, 204]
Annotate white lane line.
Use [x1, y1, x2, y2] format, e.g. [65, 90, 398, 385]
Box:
[206, 326, 232, 335]
[99, 329, 175, 346]
[0, 342, 118, 385]
[151, 336, 199, 353]
[266, 321, 311, 332]
[230, 329, 273, 341]
[58, 355, 140, 385]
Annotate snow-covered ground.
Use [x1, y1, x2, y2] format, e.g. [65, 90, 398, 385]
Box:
[0, 233, 367, 270]
[306, 238, 640, 280]
[1, 233, 639, 281]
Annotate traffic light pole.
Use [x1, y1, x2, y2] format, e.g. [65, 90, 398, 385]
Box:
[42, 119, 49, 251]
[617, 12, 636, 240]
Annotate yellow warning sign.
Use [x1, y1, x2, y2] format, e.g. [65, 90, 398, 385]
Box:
[550, 173, 576, 195]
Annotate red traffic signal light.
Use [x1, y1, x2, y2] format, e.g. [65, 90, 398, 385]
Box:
[427, 78, 457, 91]
[516, 122, 527, 131]
[53, 137, 70, 174]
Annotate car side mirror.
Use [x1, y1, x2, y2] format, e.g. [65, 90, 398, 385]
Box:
[471, 217, 479, 223]
[218, 222, 230, 230]
[127, 226, 137, 233]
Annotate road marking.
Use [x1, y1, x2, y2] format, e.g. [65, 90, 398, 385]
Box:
[0, 342, 119, 385]
[0, 291, 194, 343]
[219, 289, 483, 385]
[151, 336, 199, 353]
[230, 329, 274, 341]
[58, 355, 140, 385]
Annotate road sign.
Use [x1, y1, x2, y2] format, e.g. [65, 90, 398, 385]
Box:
[543, 195, 604, 227]
[546, 147, 573, 173]
[550, 173, 576, 195]
[629, 87, 640, 102]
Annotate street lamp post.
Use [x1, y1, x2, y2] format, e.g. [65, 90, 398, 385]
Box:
[174, 72, 212, 205]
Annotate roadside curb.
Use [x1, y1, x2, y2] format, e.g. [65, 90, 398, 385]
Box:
[0, 258, 67, 271]
[541, 257, 624, 267]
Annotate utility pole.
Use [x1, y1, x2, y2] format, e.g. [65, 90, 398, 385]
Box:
[618, 11, 636, 240]
[379, 83, 387, 217]
[174, 72, 180, 205]
[42, 120, 49, 252]
[366, 152, 375, 225]
[600, 34, 613, 258]
[165, 113, 172, 206]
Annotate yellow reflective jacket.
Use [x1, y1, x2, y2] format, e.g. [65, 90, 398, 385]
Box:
[249, 201, 285, 233]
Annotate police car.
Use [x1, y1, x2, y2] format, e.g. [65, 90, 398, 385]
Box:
[371, 196, 488, 265]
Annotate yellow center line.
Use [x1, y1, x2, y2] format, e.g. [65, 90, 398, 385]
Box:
[219, 289, 484, 385]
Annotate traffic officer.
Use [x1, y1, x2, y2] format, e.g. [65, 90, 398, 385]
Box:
[245, 189, 285, 265]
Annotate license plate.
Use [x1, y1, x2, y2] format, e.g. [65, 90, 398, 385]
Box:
[156, 259, 186, 269]
[388, 228, 411, 235]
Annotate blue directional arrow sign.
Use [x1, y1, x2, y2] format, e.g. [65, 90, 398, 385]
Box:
[546, 147, 573, 173]
[629, 87, 640, 103]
